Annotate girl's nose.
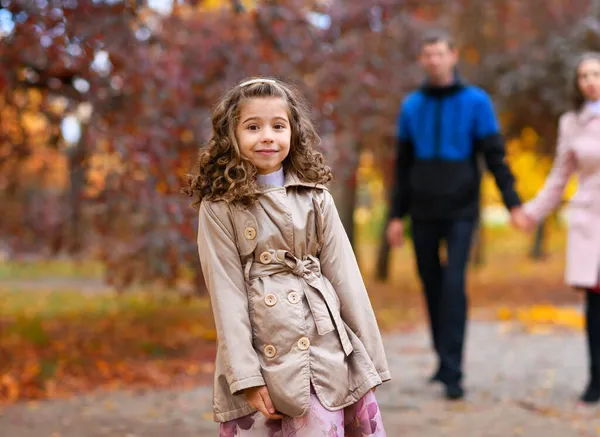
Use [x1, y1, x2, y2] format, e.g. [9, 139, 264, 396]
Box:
[261, 128, 275, 143]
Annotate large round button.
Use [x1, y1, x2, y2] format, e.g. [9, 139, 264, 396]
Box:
[244, 227, 257, 240]
[265, 294, 277, 307]
[259, 251, 272, 264]
[264, 345, 276, 358]
[297, 337, 310, 351]
[287, 291, 301, 304]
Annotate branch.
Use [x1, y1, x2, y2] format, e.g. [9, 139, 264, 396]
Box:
[231, 0, 244, 13]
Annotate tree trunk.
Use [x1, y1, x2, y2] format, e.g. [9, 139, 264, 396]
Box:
[331, 175, 357, 248]
[374, 136, 397, 281]
[375, 231, 391, 281]
[470, 154, 486, 267]
[470, 215, 485, 266]
[529, 219, 546, 260]
[329, 133, 360, 249]
[66, 133, 87, 255]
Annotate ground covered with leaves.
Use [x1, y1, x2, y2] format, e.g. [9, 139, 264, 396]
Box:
[0, 227, 582, 405]
[0, 288, 216, 404]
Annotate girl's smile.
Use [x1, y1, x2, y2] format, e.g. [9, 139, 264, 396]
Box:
[236, 97, 291, 175]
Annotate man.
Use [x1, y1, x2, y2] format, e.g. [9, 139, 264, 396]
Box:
[387, 30, 527, 400]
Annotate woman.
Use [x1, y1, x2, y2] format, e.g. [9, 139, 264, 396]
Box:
[515, 52, 600, 404]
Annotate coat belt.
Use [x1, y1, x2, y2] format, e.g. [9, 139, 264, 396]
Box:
[246, 250, 354, 357]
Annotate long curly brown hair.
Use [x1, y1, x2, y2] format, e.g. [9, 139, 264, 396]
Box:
[183, 78, 332, 207]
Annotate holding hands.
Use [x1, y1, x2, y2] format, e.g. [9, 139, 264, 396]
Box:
[510, 206, 536, 233]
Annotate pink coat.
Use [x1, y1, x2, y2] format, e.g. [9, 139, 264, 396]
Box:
[523, 108, 600, 289]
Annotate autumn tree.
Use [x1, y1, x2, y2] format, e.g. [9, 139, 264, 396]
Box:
[3, 0, 597, 291]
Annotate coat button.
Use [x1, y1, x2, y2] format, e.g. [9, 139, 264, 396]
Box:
[259, 251, 272, 264]
[265, 294, 277, 307]
[287, 291, 300, 304]
[264, 345, 277, 358]
[244, 227, 257, 240]
[297, 337, 310, 351]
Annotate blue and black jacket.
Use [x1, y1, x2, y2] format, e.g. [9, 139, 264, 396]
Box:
[390, 79, 521, 220]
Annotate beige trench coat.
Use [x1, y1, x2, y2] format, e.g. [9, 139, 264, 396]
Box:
[197, 172, 391, 422]
[523, 108, 600, 288]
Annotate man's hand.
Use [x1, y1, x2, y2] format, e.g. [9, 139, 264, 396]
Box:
[244, 386, 283, 420]
[510, 206, 535, 232]
[387, 218, 405, 248]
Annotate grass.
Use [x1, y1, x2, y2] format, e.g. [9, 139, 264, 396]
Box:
[0, 258, 104, 281]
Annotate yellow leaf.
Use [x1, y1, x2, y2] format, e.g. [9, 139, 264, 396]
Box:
[180, 130, 194, 143]
[186, 364, 200, 375]
[496, 307, 512, 321]
[201, 329, 217, 341]
[0, 374, 20, 402]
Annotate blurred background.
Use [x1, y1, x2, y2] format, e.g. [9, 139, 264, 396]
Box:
[1, 0, 599, 432]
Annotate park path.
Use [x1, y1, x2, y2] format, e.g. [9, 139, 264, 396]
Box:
[2, 316, 600, 437]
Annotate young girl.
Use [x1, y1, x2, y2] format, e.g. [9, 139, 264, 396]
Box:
[514, 52, 600, 404]
[184, 77, 391, 435]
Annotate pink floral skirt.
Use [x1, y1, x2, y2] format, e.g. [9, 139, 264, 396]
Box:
[219, 387, 386, 437]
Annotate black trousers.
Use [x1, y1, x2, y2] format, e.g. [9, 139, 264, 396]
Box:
[585, 289, 600, 383]
[411, 218, 476, 384]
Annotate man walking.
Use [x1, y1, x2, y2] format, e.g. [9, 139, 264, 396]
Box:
[387, 30, 527, 400]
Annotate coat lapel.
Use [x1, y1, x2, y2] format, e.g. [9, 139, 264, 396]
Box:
[576, 106, 600, 125]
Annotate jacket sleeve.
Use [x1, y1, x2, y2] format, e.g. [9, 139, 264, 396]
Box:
[319, 190, 391, 382]
[474, 92, 522, 209]
[197, 201, 265, 395]
[523, 114, 577, 222]
[389, 103, 414, 219]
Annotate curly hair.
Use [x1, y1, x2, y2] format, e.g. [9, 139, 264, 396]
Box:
[183, 78, 332, 208]
[571, 52, 600, 112]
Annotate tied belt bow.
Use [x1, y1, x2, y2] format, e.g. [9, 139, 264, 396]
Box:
[245, 250, 354, 356]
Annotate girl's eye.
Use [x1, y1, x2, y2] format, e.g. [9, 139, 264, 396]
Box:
[274, 124, 285, 130]
[247, 125, 259, 131]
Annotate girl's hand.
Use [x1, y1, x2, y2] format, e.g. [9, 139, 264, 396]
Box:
[244, 386, 283, 420]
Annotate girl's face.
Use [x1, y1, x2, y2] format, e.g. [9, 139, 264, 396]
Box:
[236, 97, 291, 175]
[577, 58, 600, 102]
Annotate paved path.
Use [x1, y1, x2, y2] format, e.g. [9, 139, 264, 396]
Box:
[2, 318, 600, 437]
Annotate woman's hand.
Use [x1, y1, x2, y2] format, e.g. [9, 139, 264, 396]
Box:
[244, 386, 283, 420]
[510, 207, 536, 232]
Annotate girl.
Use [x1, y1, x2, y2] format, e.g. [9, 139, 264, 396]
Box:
[184, 77, 391, 435]
[515, 52, 600, 404]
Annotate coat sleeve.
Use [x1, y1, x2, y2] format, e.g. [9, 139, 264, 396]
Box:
[473, 92, 522, 210]
[523, 114, 577, 222]
[197, 201, 265, 395]
[318, 190, 391, 382]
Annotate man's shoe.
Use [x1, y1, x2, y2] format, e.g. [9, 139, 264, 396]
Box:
[428, 370, 442, 384]
[444, 382, 465, 401]
[580, 382, 600, 404]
